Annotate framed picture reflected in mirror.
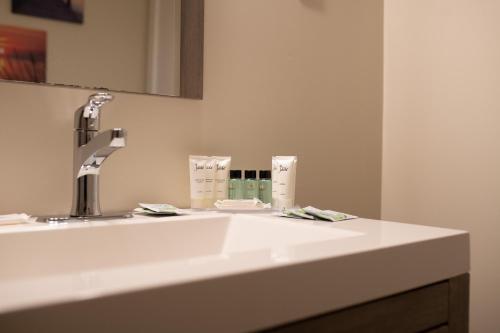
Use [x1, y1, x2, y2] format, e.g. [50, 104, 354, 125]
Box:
[12, 0, 84, 24]
[0, 24, 47, 82]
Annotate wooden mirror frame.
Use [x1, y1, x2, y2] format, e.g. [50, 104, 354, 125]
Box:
[180, 0, 204, 99]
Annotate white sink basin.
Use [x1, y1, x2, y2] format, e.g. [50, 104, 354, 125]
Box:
[0, 214, 360, 281]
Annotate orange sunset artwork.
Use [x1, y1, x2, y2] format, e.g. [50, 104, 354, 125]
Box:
[0, 24, 46, 83]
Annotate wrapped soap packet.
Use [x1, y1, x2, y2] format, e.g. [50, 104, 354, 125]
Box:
[323, 209, 357, 221]
[135, 203, 188, 216]
[278, 208, 315, 220]
[303, 206, 357, 222]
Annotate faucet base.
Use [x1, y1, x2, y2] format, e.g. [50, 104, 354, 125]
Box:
[36, 212, 133, 224]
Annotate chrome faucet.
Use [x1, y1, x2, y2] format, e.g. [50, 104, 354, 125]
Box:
[70, 92, 127, 217]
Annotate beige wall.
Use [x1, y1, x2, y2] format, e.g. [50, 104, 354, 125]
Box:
[383, 0, 500, 331]
[0, 0, 383, 218]
[201, 0, 383, 217]
[0, 0, 149, 92]
[0, 82, 202, 216]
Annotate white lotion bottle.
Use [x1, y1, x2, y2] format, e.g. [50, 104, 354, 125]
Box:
[204, 158, 217, 208]
[189, 155, 208, 209]
[272, 156, 298, 210]
[214, 156, 231, 201]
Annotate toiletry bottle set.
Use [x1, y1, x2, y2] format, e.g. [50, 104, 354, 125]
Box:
[227, 169, 272, 204]
[189, 155, 297, 209]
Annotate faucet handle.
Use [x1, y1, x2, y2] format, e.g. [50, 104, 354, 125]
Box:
[75, 92, 114, 131]
[88, 92, 113, 107]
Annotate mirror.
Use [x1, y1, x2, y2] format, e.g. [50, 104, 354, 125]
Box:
[0, 0, 204, 99]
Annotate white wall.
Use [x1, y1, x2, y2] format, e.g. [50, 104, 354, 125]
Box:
[383, 1, 500, 331]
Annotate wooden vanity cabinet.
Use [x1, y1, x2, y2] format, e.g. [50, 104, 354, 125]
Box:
[264, 274, 469, 333]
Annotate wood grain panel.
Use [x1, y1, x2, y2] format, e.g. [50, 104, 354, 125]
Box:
[264, 281, 450, 333]
[448, 274, 470, 333]
[180, 0, 204, 99]
[427, 325, 449, 332]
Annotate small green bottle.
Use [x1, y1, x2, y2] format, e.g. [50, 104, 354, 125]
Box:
[228, 170, 244, 199]
[259, 170, 272, 204]
[244, 170, 259, 199]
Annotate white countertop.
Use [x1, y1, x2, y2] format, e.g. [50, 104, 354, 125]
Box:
[0, 212, 469, 332]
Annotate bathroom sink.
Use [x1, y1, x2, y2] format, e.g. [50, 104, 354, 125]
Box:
[0, 212, 468, 332]
[0, 214, 360, 281]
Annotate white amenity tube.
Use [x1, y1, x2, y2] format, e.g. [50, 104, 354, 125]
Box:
[189, 155, 209, 209]
[272, 156, 298, 210]
[204, 158, 217, 207]
[214, 156, 231, 201]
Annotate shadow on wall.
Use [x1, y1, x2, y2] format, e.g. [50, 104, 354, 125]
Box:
[299, 0, 325, 11]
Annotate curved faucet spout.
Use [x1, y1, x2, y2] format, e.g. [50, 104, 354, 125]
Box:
[75, 128, 127, 178]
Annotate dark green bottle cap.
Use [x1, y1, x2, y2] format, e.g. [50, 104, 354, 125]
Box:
[230, 170, 242, 179]
[244, 170, 257, 179]
[259, 170, 271, 179]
